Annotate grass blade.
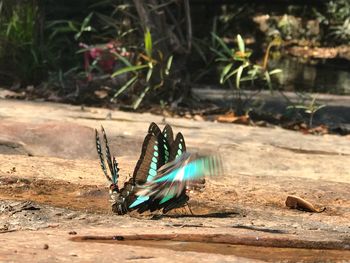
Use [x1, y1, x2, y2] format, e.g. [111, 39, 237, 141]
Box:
[146, 67, 153, 82]
[112, 52, 132, 67]
[220, 63, 233, 84]
[165, 55, 173, 75]
[111, 64, 148, 77]
[144, 28, 152, 57]
[211, 32, 232, 57]
[236, 65, 244, 89]
[112, 76, 137, 99]
[237, 34, 245, 53]
[133, 86, 151, 109]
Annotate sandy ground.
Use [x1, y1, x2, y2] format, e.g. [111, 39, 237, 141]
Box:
[0, 99, 349, 262]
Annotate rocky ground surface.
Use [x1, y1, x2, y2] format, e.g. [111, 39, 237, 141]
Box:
[0, 99, 349, 262]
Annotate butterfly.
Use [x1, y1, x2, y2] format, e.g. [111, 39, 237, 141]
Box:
[96, 122, 182, 214]
[128, 122, 202, 214]
[95, 122, 221, 215]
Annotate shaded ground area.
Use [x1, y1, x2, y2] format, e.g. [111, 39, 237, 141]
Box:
[193, 88, 350, 132]
[0, 99, 349, 262]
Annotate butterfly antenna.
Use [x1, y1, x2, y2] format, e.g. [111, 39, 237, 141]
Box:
[95, 129, 112, 183]
[101, 126, 117, 181]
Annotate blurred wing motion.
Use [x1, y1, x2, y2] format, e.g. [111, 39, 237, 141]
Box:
[133, 153, 222, 205]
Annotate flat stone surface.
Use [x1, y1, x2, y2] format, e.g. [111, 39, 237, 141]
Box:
[0, 99, 349, 262]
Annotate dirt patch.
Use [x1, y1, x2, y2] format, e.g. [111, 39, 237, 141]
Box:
[0, 176, 109, 213]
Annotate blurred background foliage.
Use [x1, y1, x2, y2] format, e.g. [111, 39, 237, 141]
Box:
[0, 0, 349, 109]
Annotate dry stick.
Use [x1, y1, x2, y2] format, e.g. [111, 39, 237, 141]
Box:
[133, 0, 151, 31]
[71, 233, 348, 250]
[184, 0, 192, 52]
[164, 5, 186, 44]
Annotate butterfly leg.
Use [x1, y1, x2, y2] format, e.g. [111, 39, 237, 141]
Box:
[186, 201, 194, 215]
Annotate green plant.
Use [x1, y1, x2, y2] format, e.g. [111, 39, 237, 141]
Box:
[211, 33, 282, 114]
[213, 33, 282, 91]
[287, 95, 326, 128]
[47, 12, 95, 41]
[111, 28, 173, 109]
[0, 0, 44, 84]
[329, 18, 350, 42]
[313, 0, 350, 44]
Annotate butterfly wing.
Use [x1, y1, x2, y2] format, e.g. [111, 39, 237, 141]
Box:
[148, 122, 173, 164]
[132, 133, 165, 184]
[129, 124, 170, 210]
[95, 127, 120, 186]
[131, 129, 190, 212]
[170, 132, 186, 161]
[162, 124, 174, 147]
[135, 154, 222, 205]
[95, 129, 111, 183]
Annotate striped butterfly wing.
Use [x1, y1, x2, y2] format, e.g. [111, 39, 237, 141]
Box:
[95, 127, 120, 188]
[130, 123, 191, 212]
[170, 132, 186, 161]
[162, 124, 174, 152]
[132, 133, 166, 185]
[129, 124, 170, 210]
[149, 122, 173, 164]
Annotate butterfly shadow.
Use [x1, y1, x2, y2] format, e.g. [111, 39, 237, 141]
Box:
[151, 211, 240, 220]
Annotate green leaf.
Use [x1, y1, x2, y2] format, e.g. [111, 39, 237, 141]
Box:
[112, 52, 132, 67]
[81, 13, 93, 29]
[264, 71, 272, 90]
[144, 28, 152, 57]
[210, 48, 227, 60]
[223, 67, 239, 83]
[133, 86, 151, 109]
[215, 57, 231, 62]
[165, 55, 173, 75]
[68, 21, 78, 32]
[269, 69, 283, 75]
[236, 65, 244, 89]
[146, 67, 153, 82]
[112, 76, 138, 99]
[220, 64, 233, 84]
[237, 34, 245, 53]
[111, 64, 148, 77]
[316, 104, 326, 110]
[211, 32, 232, 57]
